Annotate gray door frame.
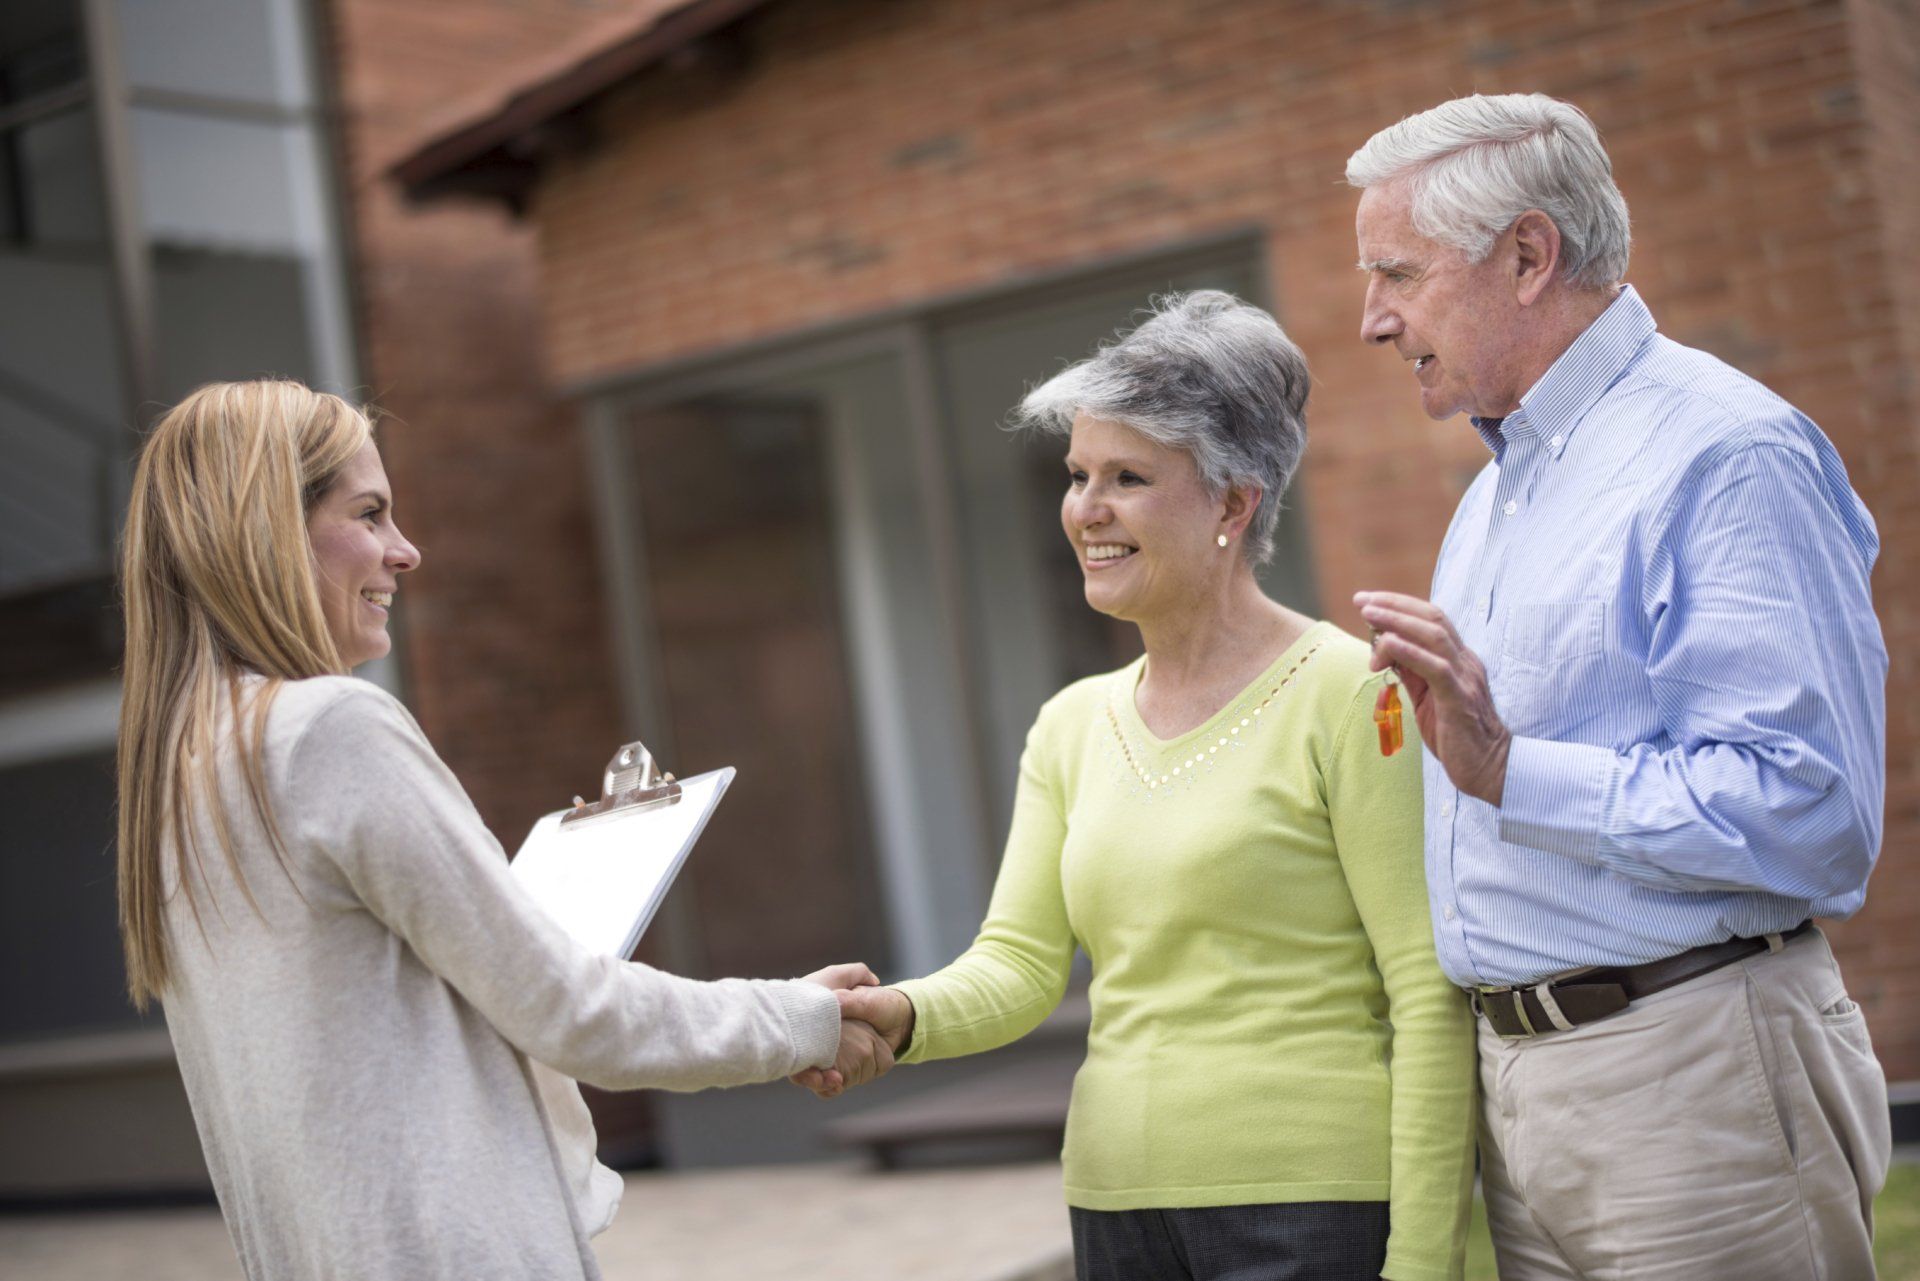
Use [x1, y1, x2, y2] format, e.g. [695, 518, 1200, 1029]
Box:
[583, 324, 992, 977]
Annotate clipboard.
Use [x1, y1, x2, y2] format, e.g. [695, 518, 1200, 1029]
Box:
[509, 740, 733, 959]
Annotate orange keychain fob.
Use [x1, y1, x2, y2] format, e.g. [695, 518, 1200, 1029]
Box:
[1374, 674, 1404, 757]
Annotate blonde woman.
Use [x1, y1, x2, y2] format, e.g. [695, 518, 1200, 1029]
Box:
[117, 380, 888, 1281]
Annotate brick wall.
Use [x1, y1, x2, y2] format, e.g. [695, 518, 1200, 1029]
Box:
[1849, 0, 1920, 1074]
[322, 0, 632, 838]
[521, 0, 1920, 1076]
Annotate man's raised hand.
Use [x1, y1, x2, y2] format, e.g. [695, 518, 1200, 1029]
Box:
[1355, 590, 1512, 805]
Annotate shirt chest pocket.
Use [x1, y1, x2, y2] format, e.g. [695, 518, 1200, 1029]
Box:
[1499, 599, 1609, 733]
[1503, 599, 1607, 668]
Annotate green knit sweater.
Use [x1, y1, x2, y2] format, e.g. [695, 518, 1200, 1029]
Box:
[892, 621, 1474, 1281]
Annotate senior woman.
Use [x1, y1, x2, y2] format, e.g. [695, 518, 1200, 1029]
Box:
[117, 380, 888, 1281]
[812, 293, 1475, 1281]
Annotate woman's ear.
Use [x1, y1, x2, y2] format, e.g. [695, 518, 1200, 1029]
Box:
[1222, 482, 1264, 542]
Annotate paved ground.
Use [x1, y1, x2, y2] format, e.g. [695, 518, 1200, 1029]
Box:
[0, 1161, 1073, 1281]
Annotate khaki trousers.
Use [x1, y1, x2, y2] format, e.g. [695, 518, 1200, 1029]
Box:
[1476, 928, 1890, 1281]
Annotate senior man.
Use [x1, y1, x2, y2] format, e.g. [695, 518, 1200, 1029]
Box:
[1348, 93, 1891, 1280]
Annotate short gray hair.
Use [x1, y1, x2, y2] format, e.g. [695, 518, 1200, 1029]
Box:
[1013, 290, 1308, 566]
[1346, 93, 1630, 289]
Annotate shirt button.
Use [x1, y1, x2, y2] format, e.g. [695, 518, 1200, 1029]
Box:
[1477, 596, 1490, 614]
[1549, 435, 1564, 450]
[1443, 904, 1458, 922]
[1439, 799, 1454, 818]
[1503, 499, 1518, 516]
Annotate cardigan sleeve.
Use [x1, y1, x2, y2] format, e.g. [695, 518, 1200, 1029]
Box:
[1328, 675, 1476, 1281]
[890, 715, 1076, 1063]
[280, 683, 842, 1091]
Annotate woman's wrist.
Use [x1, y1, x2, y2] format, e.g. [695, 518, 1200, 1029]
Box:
[888, 987, 917, 1055]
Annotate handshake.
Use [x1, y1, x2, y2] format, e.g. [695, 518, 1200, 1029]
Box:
[794, 963, 914, 1099]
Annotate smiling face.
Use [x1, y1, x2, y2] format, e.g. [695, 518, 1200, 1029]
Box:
[305, 441, 419, 670]
[1355, 179, 1529, 421]
[1061, 414, 1231, 624]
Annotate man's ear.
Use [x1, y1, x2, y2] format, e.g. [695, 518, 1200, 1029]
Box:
[1511, 209, 1562, 307]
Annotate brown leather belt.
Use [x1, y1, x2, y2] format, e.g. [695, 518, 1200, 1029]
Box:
[1470, 921, 1815, 1039]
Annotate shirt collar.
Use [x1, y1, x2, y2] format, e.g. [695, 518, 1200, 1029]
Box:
[1469, 285, 1658, 458]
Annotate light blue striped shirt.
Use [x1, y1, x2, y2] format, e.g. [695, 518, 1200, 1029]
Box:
[1426, 286, 1887, 987]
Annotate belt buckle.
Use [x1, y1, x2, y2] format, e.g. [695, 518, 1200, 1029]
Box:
[1471, 984, 1532, 1037]
[1472, 983, 1567, 1039]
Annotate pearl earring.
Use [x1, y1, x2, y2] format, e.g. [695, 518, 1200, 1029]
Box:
[1217, 534, 1229, 548]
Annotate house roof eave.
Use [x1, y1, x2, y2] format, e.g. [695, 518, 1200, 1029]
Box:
[389, 0, 775, 207]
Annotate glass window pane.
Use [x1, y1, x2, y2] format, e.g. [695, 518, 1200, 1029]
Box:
[133, 108, 304, 254]
[1, 0, 85, 107]
[5, 108, 109, 247]
[0, 419, 111, 592]
[131, 107, 327, 401]
[114, 0, 310, 108]
[0, 580, 122, 699]
[0, 749, 142, 1041]
[622, 398, 892, 979]
[0, 106, 125, 599]
[153, 245, 316, 402]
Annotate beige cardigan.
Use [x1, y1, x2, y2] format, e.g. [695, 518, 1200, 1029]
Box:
[161, 676, 839, 1280]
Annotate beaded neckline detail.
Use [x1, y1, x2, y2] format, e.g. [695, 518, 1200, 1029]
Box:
[1105, 641, 1326, 796]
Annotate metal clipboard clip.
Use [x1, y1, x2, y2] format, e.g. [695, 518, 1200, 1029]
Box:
[560, 741, 682, 831]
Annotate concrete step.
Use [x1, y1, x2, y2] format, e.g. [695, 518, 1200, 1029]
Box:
[0, 1161, 1075, 1281]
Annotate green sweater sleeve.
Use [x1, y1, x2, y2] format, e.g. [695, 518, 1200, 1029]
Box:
[890, 719, 1075, 1063]
[1327, 676, 1476, 1281]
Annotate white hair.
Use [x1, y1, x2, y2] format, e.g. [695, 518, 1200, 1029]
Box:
[1346, 93, 1631, 288]
[1013, 290, 1308, 566]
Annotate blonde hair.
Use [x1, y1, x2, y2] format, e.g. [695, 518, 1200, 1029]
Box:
[117, 379, 373, 1009]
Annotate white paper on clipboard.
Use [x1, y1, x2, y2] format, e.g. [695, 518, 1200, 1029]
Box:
[509, 766, 734, 959]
